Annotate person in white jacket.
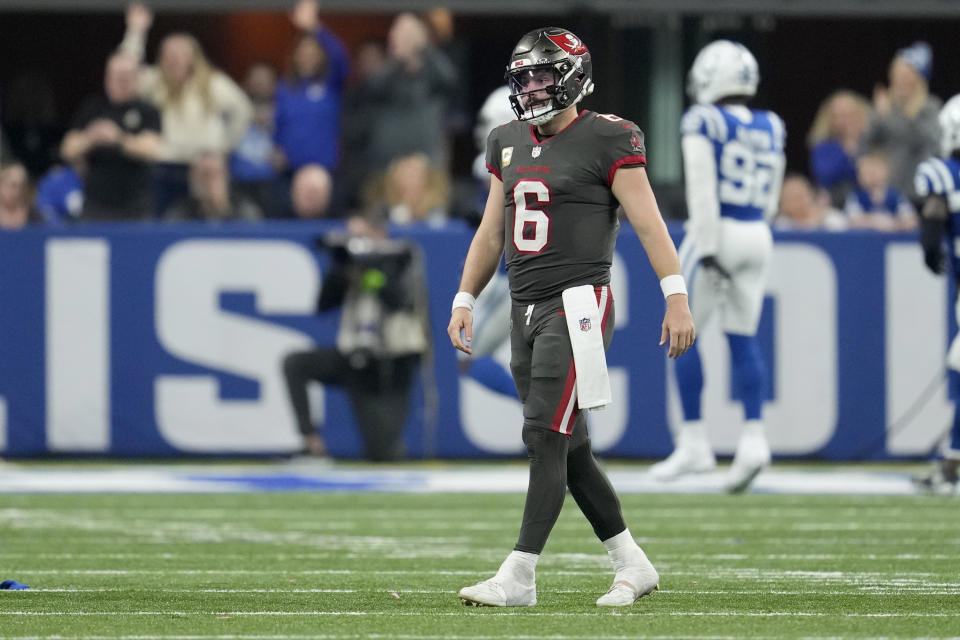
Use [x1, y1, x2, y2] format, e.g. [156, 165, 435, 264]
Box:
[119, 3, 253, 215]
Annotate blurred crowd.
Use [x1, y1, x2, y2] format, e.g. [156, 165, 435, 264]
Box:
[0, 4, 946, 235]
[775, 41, 939, 233]
[0, 0, 466, 230]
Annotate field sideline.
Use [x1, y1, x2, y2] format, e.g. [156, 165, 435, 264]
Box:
[1, 462, 958, 639]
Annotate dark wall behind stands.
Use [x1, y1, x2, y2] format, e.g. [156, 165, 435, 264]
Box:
[3, 10, 960, 213]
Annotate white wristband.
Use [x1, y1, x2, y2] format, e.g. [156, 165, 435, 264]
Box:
[452, 291, 476, 313]
[660, 274, 687, 299]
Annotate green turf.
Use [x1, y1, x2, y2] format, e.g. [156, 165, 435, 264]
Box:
[1, 491, 958, 639]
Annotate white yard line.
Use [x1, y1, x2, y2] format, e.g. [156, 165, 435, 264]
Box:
[2, 611, 960, 618]
[6, 551, 954, 561]
[0, 635, 751, 640]
[19, 587, 960, 595]
[4, 568, 950, 580]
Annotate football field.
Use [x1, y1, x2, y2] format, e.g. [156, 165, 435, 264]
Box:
[1, 466, 959, 639]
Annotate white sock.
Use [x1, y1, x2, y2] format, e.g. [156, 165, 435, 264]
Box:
[602, 529, 643, 573]
[742, 420, 765, 438]
[495, 550, 538, 585]
[680, 420, 708, 441]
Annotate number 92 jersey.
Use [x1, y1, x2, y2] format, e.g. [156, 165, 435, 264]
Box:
[485, 110, 647, 305]
[681, 104, 786, 221]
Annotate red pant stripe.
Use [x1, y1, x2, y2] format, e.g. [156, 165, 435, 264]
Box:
[551, 285, 611, 435]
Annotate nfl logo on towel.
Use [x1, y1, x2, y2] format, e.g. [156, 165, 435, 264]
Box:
[579, 317, 591, 332]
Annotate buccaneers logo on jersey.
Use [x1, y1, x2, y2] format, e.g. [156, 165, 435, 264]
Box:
[546, 32, 588, 55]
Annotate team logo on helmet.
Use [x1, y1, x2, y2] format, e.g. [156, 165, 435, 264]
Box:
[579, 317, 592, 332]
[546, 32, 587, 55]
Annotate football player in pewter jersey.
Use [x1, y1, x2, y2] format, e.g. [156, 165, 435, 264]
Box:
[649, 40, 786, 494]
[913, 94, 960, 495]
[447, 27, 695, 607]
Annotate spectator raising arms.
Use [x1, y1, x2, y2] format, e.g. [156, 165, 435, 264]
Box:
[274, 0, 350, 175]
[120, 2, 253, 215]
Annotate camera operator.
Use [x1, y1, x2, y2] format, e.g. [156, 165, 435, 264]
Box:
[282, 214, 430, 461]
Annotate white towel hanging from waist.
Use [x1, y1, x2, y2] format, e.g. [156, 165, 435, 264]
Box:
[561, 284, 612, 411]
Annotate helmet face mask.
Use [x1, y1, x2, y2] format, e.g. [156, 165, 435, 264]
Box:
[507, 66, 563, 125]
[687, 40, 759, 105]
[505, 27, 593, 126]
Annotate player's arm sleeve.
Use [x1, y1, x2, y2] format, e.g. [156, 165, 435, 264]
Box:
[682, 133, 721, 256]
[595, 118, 647, 186]
[915, 159, 946, 201]
[484, 128, 502, 182]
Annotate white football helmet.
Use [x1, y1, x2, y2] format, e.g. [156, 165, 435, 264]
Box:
[687, 40, 759, 105]
[939, 94, 960, 157]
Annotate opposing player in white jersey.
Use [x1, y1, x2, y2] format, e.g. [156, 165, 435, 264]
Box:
[913, 94, 960, 494]
[649, 40, 786, 493]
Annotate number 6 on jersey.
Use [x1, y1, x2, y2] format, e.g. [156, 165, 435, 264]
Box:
[513, 179, 552, 253]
